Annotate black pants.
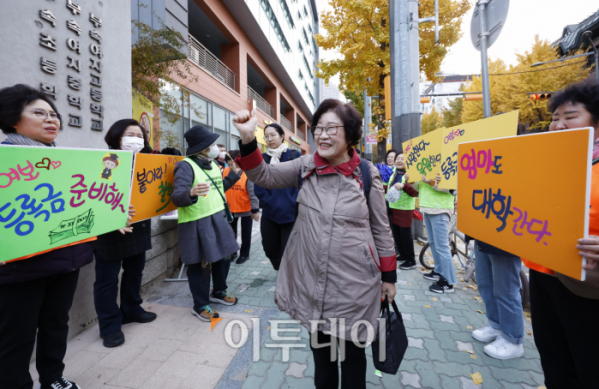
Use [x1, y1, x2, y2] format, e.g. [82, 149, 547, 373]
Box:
[93, 252, 146, 337]
[260, 217, 295, 271]
[0, 270, 80, 389]
[231, 216, 253, 258]
[310, 331, 367, 389]
[187, 258, 232, 311]
[391, 223, 415, 263]
[529, 270, 599, 389]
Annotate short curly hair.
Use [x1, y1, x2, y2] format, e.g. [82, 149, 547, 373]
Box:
[548, 80, 599, 125]
[0, 84, 63, 134]
[311, 99, 363, 149]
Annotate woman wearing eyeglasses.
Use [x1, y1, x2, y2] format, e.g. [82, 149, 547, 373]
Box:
[253, 123, 301, 270]
[0, 84, 93, 389]
[233, 100, 397, 389]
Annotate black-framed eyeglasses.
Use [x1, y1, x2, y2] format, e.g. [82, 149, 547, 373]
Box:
[30, 109, 61, 122]
[314, 125, 343, 136]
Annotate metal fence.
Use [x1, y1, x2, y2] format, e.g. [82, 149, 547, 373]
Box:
[188, 34, 236, 91]
[280, 115, 293, 132]
[247, 86, 275, 119]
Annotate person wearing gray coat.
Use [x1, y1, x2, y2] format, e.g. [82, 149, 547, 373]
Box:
[172, 125, 241, 322]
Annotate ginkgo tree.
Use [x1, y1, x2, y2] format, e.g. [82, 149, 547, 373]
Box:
[315, 0, 469, 159]
[463, 37, 592, 129]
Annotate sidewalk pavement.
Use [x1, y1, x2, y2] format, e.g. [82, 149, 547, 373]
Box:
[31, 233, 546, 388]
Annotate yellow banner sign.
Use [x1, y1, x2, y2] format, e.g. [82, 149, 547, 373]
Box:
[402, 128, 444, 182]
[132, 91, 154, 147]
[456, 128, 593, 280]
[439, 110, 519, 189]
[130, 153, 185, 223]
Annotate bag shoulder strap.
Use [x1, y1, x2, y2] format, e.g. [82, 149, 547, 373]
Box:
[297, 158, 371, 203]
[190, 158, 227, 203]
[359, 158, 372, 205]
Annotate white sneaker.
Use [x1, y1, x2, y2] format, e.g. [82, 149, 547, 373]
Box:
[472, 325, 502, 343]
[484, 337, 524, 360]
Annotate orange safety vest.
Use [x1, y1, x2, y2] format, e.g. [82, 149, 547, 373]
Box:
[523, 160, 599, 275]
[223, 167, 251, 214]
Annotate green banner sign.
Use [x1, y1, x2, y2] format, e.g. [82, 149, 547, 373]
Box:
[0, 146, 133, 262]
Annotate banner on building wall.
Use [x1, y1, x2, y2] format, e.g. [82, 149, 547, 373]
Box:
[438, 110, 519, 189]
[456, 128, 593, 280]
[130, 154, 185, 223]
[402, 128, 445, 183]
[132, 91, 154, 147]
[0, 146, 132, 262]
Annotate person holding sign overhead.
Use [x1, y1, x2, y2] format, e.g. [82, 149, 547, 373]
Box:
[0, 84, 93, 389]
[526, 81, 599, 388]
[224, 150, 260, 265]
[92, 119, 157, 348]
[420, 172, 457, 293]
[172, 125, 241, 322]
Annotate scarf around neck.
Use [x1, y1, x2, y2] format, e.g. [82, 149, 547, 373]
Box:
[266, 143, 288, 164]
[5, 132, 56, 147]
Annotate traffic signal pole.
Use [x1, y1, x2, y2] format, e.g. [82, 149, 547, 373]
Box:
[363, 90, 373, 161]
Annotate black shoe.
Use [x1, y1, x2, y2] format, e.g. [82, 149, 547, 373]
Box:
[423, 270, 441, 281]
[102, 330, 125, 348]
[399, 260, 417, 270]
[430, 278, 455, 294]
[41, 377, 81, 389]
[236, 255, 249, 264]
[122, 310, 157, 325]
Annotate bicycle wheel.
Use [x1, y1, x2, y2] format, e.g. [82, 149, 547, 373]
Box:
[418, 242, 435, 270]
[520, 269, 530, 310]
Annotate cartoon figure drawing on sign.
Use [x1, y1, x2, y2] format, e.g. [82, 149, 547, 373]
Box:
[100, 153, 120, 180]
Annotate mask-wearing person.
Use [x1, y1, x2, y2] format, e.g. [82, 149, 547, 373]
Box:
[171, 125, 242, 322]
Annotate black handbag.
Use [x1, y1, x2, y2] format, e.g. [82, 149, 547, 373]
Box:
[191, 159, 234, 224]
[371, 299, 408, 375]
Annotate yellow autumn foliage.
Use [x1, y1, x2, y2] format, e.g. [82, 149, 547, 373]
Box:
[463, 36, 592, 129]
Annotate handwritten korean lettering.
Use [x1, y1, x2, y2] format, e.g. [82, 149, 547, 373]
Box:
[441, 152, 458, 180]
[0, 183, 65, 237]
[513, 207, 552, 246]
[405, 140, 431, 169]
[136, 165, 167, 194]
[444, 128, 465, 144]
[156, 181, 174, 213]
[460, 148, 503, 180]
[0, 161, 40, 189]
[70, 175, 126, 213]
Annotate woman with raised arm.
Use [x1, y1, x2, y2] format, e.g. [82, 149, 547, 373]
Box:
[233, 100, 397, 389]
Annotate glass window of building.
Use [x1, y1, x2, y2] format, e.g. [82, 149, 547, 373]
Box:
[213, 105, 227, 132]
[191, 94, 211, 127]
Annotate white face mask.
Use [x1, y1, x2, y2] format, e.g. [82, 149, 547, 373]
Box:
[121, 137, 144, 154]
[218, 152, 226, 160]
[207, 144, 220, 159]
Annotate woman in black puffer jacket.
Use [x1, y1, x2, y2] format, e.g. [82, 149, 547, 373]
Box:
[0, 84, 93, 389]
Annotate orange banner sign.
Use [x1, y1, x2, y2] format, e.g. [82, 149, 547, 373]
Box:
[130, 154, 185, 222]
[457, 128, 593, 280]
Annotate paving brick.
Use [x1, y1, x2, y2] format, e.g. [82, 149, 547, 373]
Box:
[489, 366, 537, 385]
[439, 374, 463, 389]
[241, 374, 266, 389]
[263, 361, 290, 389]
[415, 360, 440, 388]
[108, 358, 162, 388]
[423, 338, 447, 362]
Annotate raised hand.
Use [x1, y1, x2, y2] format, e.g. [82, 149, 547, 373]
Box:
[232, 109, 258, 144]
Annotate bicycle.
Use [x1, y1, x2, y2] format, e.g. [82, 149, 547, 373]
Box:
[417, 215, 530, 309]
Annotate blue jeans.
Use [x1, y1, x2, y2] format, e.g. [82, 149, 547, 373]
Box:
[474, 248, 524, 345]
[423, 213, 457, 285]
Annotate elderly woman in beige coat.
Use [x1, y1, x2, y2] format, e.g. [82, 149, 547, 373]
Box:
[233, 99, 397, 389]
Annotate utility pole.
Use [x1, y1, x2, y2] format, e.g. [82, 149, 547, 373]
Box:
[363, 90, 373, 161]
[390, 0, 438, 151]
